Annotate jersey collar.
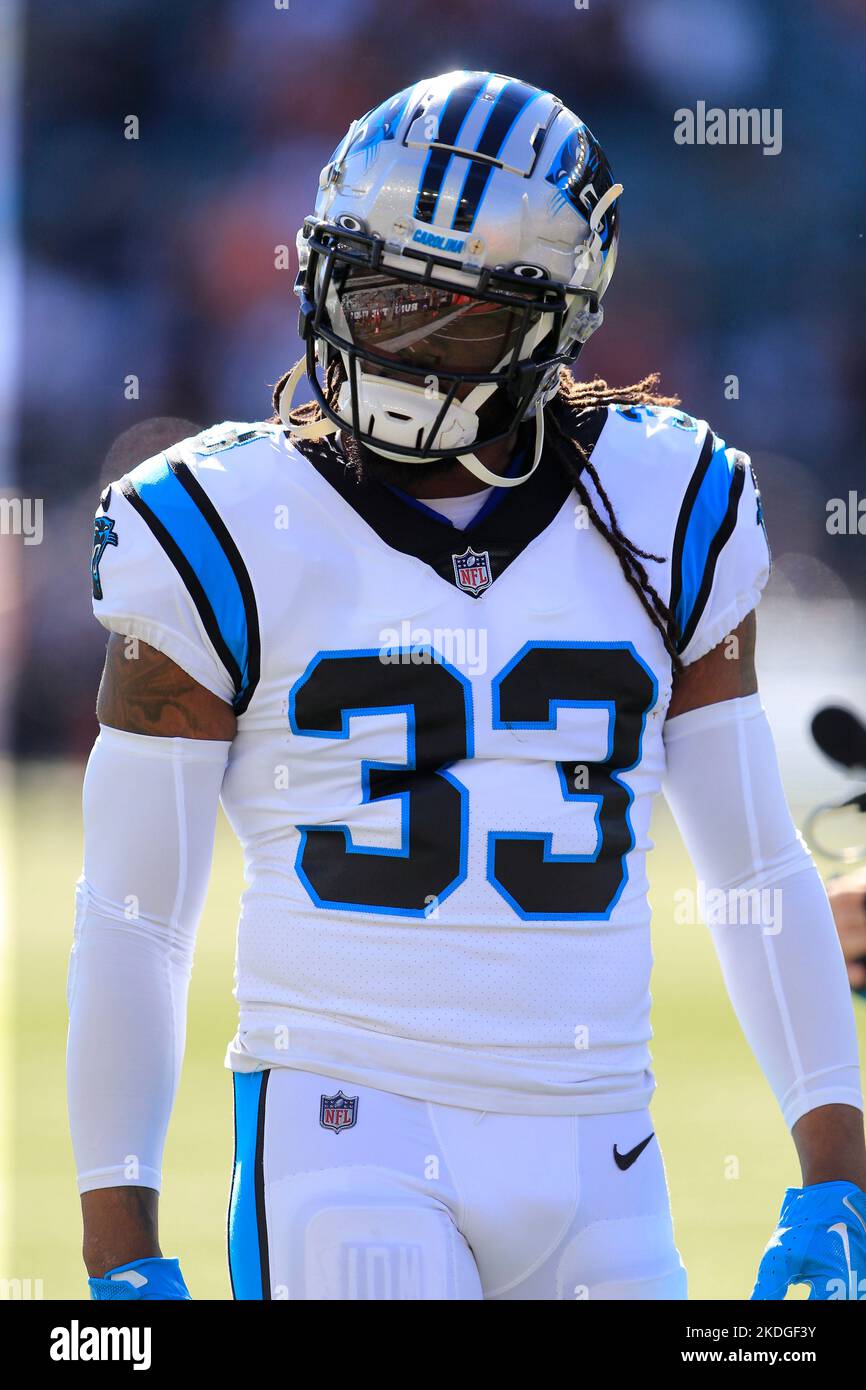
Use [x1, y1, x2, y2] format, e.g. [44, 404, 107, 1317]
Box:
[292, 412, 607, 598]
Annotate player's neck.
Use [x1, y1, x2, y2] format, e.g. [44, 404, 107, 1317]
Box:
[396, 433, 519, 499]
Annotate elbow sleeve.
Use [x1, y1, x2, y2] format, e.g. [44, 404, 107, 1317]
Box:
[663, 694, 862, 1129]
[67, 725, 229, 1193]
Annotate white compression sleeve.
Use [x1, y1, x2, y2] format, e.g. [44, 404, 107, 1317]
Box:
[663, 694, 862, 1130]
[67, 725, 230, 1194]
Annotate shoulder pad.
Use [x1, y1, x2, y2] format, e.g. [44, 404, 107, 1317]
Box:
[182, 421, 278, 458]
[586, 402, 770, 662]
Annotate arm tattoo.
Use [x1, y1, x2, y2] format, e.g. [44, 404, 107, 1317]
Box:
[96, 633, 236, 739]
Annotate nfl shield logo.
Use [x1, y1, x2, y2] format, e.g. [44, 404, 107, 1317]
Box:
[452, 545, 492, 596]
[319, 1091, 358, 1134]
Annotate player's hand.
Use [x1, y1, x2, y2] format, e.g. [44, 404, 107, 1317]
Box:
[88, 1256, 191, 1300]
[751, 1181, 866, 1300]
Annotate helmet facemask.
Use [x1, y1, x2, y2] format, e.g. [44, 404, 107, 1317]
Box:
[289, 218, 599, 477]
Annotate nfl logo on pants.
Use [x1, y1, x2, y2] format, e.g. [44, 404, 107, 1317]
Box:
[319, 1091, 358, 1133]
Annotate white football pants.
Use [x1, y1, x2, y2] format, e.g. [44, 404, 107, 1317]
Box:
[228, 1068, 687, 1301]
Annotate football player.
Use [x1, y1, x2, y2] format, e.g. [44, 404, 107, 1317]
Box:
[69, 71, 866, 1301]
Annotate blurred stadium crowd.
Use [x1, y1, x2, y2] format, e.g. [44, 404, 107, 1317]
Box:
[10, 0, 866, 756]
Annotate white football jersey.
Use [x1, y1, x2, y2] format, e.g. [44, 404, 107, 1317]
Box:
[91, 405, 770, 1114]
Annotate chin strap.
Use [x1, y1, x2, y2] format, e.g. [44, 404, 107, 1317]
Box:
[590, 182, 623, 236]
[277, 357, 338, 440]
[456, 402, 545, 488]
[277, 357, 546, 489]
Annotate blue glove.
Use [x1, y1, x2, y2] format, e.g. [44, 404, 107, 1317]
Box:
[89, 1256, 191, 1301]
[751, 1181, 866, 1300]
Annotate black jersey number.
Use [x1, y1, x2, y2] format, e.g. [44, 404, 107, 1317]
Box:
[289, 642, 655, 920]
[489, 642, 656, 919]
[290, 649, 471, 917]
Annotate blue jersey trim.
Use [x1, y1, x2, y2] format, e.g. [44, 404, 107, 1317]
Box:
[673, 434, 745, 651]
[123, 454, 258, 708]
[228, 1071, 269, 1300]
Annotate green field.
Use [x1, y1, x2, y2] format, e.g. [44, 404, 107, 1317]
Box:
[5, 762, 864, 1300]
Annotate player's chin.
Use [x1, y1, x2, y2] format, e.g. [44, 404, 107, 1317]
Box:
[353, 441, 462, 490]
[341, 394, 518, 490]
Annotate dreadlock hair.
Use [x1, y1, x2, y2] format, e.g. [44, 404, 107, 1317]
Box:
[546, 370, 683, 669]
[273, 357, 343, 436]
[271, 361, 684, 669]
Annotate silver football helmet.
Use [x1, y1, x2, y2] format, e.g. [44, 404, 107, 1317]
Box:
[281, 70, 622, 487]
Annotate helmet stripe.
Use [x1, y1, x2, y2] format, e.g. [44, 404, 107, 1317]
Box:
[413, 72, 490, 224]
[473, 78, 541, 161]
[451, 81, 543, 232]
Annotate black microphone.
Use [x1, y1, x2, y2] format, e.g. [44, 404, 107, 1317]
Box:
[811, 705, 866, 772]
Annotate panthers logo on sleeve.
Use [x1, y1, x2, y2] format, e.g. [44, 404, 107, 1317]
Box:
[91, 514, 118, 601]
